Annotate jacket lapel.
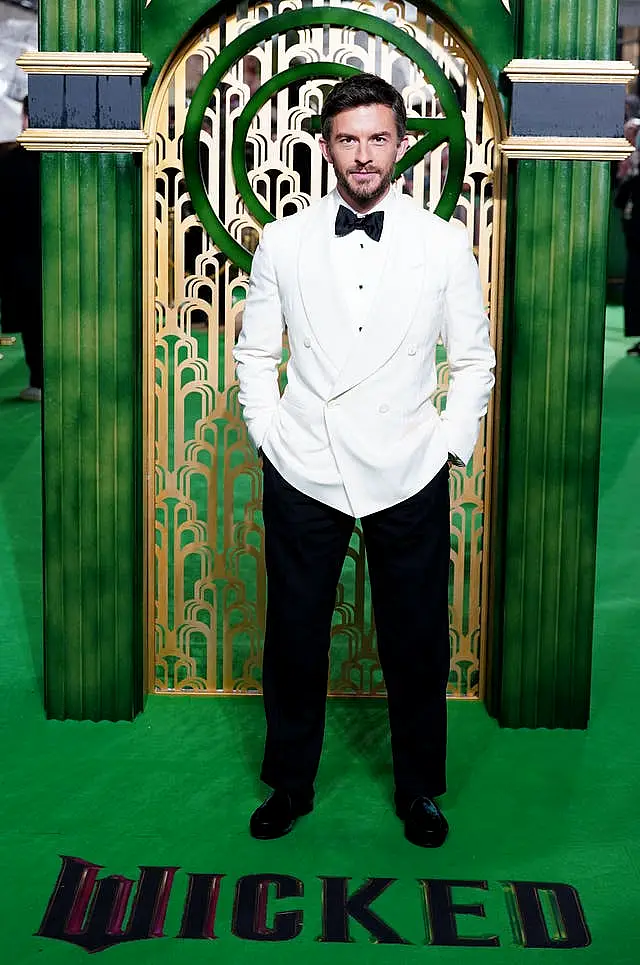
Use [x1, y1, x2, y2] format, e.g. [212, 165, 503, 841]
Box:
[298, 193, 351, 370]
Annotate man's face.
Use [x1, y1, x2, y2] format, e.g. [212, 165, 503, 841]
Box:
[319, 103, 408, 212]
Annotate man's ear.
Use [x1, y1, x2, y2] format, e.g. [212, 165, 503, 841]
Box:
[319, 138, 333, 165]
[395, 135, 409, 163]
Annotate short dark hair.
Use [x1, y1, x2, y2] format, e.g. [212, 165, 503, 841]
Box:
[320, 73, 406, 141]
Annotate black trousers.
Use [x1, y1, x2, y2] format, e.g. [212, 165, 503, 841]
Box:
[260, 456, 451, 802]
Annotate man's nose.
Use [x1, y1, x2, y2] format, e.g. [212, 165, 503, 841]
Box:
[354, 139, 371, 164]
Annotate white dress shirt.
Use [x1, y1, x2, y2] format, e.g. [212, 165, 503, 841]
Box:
[330, 190, 393, 348]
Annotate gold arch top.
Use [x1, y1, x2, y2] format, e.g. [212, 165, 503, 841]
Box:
[144, 0, 506, 699]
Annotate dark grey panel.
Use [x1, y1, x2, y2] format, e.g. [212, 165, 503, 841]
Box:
[511, 83, 625, 138]
[620, 0, 640, 26]
[98, 77, 141, 130]
[64, 75, 99, 127]
[29, 75, 141, 130]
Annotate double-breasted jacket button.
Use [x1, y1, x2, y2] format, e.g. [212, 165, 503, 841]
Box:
[378, 403, 390, 414]
[407, 344, 417, 356]
[303, 337, 311, 348]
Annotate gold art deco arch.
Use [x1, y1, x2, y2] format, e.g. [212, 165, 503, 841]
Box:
[142, 0, 507, 699]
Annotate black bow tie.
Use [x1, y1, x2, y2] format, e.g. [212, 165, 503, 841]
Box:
[335, 205, 384, 242]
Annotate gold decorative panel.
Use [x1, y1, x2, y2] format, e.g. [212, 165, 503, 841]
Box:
[144, 0, 504, 697]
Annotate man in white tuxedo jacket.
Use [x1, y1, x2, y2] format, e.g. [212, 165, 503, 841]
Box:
[234, 73, 495, 847]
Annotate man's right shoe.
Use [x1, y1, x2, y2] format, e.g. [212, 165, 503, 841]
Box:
[395, 795, 449, 848]
[249, 790, 314, 840]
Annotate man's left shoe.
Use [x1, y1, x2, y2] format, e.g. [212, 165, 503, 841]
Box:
[395, 796, 449, 848]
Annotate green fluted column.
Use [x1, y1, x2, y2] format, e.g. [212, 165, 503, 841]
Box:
[41, 0, 137, 51]
[518, 0, 617, 60]
[40, 0, 143, 720]
[489, 0, 617, 727]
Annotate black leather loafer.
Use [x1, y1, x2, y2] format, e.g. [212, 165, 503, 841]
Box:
[395, 796, 449, 848]
[249, 790, 314, 840]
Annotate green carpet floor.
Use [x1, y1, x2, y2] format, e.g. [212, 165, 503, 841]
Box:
[0, 309, 639, 963]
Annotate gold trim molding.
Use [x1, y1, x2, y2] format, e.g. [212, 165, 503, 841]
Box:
[17, 128, 151, 152]
[499, 136, 634, 160]
[16, 52, 152, 76]
[503, 59, 638, 85]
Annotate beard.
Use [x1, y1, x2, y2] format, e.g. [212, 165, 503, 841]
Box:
[334, 162, 395, 209]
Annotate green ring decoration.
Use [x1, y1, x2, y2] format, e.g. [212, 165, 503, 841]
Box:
[183, 7, 467, 274]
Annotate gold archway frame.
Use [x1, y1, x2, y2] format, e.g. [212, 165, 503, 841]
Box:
[142, 1, 508, 699]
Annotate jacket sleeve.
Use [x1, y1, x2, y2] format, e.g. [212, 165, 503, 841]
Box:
[232, 222, 284, 450]
[439, 227, 496, 465]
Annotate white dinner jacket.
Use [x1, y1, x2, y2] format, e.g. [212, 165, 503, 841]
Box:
[233, 188, 495, 517]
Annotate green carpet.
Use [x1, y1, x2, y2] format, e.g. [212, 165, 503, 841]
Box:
[0, 310, 639, 962]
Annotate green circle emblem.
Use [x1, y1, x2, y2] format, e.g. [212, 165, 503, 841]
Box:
[183, 8, 466, 273]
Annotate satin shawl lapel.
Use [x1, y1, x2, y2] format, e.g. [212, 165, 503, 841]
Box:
[298, 194, 351, 370]
[331, 197, 424, 398]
